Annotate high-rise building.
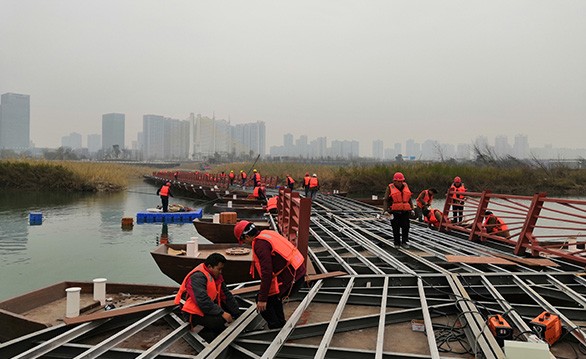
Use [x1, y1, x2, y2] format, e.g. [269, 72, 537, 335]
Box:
[87, 134, 101, 153]
[0, 93, 30, 151]
[513, 134, 529, 159]
[233, 121, 266, 157]
[494, 135, 510, 157]
[372, 140, 383, 160]
[142, 115, 166, 160]
[61, 132, 82, 149]
[102, 113, 125, 151]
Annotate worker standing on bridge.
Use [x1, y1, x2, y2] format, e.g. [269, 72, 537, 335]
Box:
[240, 170, 247, 189]
[228, 170, 235, 186]
[449, 177, 466, 224]
[156, 182, 173, 212]
[309, 173, 320, 199]
[303, 172, 311, 197]
[175, 253, 241, 342]
[382, 172, 414, 248]
[234, 221, 306, 329]
[286, 174, 296, 190]
[253, 169, 261, 188]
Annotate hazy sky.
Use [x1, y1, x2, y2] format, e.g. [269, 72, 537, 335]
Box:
[1, 1, 585, 155]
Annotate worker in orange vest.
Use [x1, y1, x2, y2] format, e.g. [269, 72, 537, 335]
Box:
[449, 177, 466, 224]
[156, 182, 173, 212]
[303, 172, 311, 197]
[174, 253, 241, 342]
[234, 221, 306, 329]
[240, 170, 247, 189]
[415, 188, 438, 222]
[253, 169, 261, 188]
[382, 172, 414, 248]
[286, 175, 296, 190]
[228, 170, 235, 186]
[483, 211, 510, 238]
[309, 173, 319, 199]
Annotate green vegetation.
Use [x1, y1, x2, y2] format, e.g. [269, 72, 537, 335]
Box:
[0, 159, 151, 192]
[215, 161, 586, 198]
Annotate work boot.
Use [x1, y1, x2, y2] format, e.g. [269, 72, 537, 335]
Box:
[402, 243, 410, 249]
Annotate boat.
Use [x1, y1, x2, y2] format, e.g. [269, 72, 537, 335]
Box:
[193, 218, 271, 243]
[151, 243, 253, 284]
[210, 203, 267, 217]
[0, 281, 178, 342]
[217, 197, 264, 205]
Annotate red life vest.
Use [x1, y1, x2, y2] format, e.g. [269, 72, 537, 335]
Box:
[450, 184, 466, 200]
[253, 186, 265, 198]
[241, 172, 247, 179]
[388, 183, 412, 211]
[287, 176, 295, 185]
[266, 197, 278, 211]
[304, 175, 311, 186]
[254, 173, 261, 182]
[309, 177, 319, 188]
[229, 172, 235, 179]
[159, 185, 170, 197]
[174, 263, 221, 316]
[483, 214, 509, 233]
[250, 230, 305, 296]
[424, 209, 440, 227]
[417, 189, 433, 208]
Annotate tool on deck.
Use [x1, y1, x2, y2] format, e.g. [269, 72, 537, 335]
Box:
[530, 311, 562, 345]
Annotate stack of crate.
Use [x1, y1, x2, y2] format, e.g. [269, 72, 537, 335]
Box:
[220, 212, 238, 224]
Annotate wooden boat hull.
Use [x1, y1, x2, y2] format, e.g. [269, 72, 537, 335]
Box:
[0, 281, 178, 342]
[151, 243, 253, 285]
[211, 203, 266, 217]
[193, 218, 270, 243]
[217, 197, 264, 205]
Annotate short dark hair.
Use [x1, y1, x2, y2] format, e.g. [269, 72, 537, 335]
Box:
[429, 188, 438, 194]
[205, 253, 227, 267]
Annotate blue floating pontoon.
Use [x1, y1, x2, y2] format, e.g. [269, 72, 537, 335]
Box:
[136, 209, 202, 224]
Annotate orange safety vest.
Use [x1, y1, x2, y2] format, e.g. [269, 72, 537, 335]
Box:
[417, 189, 433, 208]
[450, 184, 466, 200]
[229, 172, 235, 179]
[241, 172, 247, 179]
[254, 173, 261, 182]
[388, 183, 412, 212]
[309, 177, 319, 188]
[424, 209, 440, 227]
[483, 214, 509, 233]
[266, 197, 278, 211]
[253, 186, 265, 198]
[174, 263, 221, 316]
[159, 185, 170, 197]
[250, 230, 305, 296]
[287, 176, 295, 185]
[304, 175, 311, 186]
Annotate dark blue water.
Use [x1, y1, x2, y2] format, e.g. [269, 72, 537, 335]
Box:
[0, 181, 212, 301]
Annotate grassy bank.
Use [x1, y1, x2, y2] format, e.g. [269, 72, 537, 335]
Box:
[214, 161, 586, 198]
[0, 160, 151, 192]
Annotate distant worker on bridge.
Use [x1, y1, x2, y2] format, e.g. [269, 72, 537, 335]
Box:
[156, 182, 174, 212]
[303, 172, 311, 197]
[449, 176, 466, 224]
[415, 188, 438, 222]
[228, 170, 235, 186]
[253, 169, 261, 188]
[240, 170, 247, 189]
[252, 183, 267, 202]
[174, 253, 241, 342]
[234, 221, 306, 329]
[286, 175, 296, 190]
[309, 173, 320, 199]
[423, 207, 446, 230]
[382, 172, 414, 248]
[483, 211, 510, 238]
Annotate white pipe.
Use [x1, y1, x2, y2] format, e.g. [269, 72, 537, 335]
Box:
[93, 278, 107, 305]
[187, 239, 199, 257]
[65, 287, 82, 318]
[213, 213, 220, 223]
[227, 201, 233, 208]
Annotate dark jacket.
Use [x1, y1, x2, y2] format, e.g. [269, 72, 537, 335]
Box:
[188, 271, 240, 317]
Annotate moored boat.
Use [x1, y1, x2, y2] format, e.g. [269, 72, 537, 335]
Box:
[193, 218, 271, 243]
[151, 243, 253, 285]
[210, 203, 267, 217]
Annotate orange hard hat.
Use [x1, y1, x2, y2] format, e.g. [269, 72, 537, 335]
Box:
[454, 176, 462, 183]
[393, 172, 405, 181]
[234, 220, 252, 243]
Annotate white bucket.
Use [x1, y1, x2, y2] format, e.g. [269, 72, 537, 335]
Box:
[213, 213, 220, 223]
[93, 278, 107, 305]
[372, 195, 378, 200]
[187, 239, 199, 257]
[233, 194, 237, 199]
[227, 201, 233, 208]
[225, 190, 229, 195]
[65, 287, 81, 318]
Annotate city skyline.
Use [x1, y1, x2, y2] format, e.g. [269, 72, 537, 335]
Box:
[2, 1, 585, 154]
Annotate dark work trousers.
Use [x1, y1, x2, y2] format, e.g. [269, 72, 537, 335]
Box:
[160, 195, 169, 212]
[258, 279, 305, 329]
[189, 313, 227, 342]
[304, 186, 309, 197]
[452, 203, 464, 223]
[287, 183, 294, 190]
[310, 188, 318, 199]
[390, 211, 411, 246]
[415, 206, 424, 222]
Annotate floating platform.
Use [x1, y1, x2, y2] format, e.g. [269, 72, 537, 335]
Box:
[136, 209, 203, 224]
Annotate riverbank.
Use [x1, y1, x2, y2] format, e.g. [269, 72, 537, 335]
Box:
[214, 161, 586, 197]
[0, 159, 152, 192]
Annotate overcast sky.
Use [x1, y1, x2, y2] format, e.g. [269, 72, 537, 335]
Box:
[1, 1, 585, 155]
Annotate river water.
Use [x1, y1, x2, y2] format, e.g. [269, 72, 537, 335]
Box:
[0, 181, 214, 301]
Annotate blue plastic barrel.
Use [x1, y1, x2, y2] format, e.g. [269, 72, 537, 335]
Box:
[29, 212, 43, 225]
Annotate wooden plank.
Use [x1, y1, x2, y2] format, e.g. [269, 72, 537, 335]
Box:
[487, 252, 560, 267]
[63, 271, 346, 325]
[445, 255, 516, 265]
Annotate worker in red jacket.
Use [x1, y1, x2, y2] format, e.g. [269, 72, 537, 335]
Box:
[234, 221, 306, 329]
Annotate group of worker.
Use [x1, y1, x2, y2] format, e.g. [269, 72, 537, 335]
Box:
[381, 173, 509, 248]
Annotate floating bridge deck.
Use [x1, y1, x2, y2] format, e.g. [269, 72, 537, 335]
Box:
[2, 193, 586, 358]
